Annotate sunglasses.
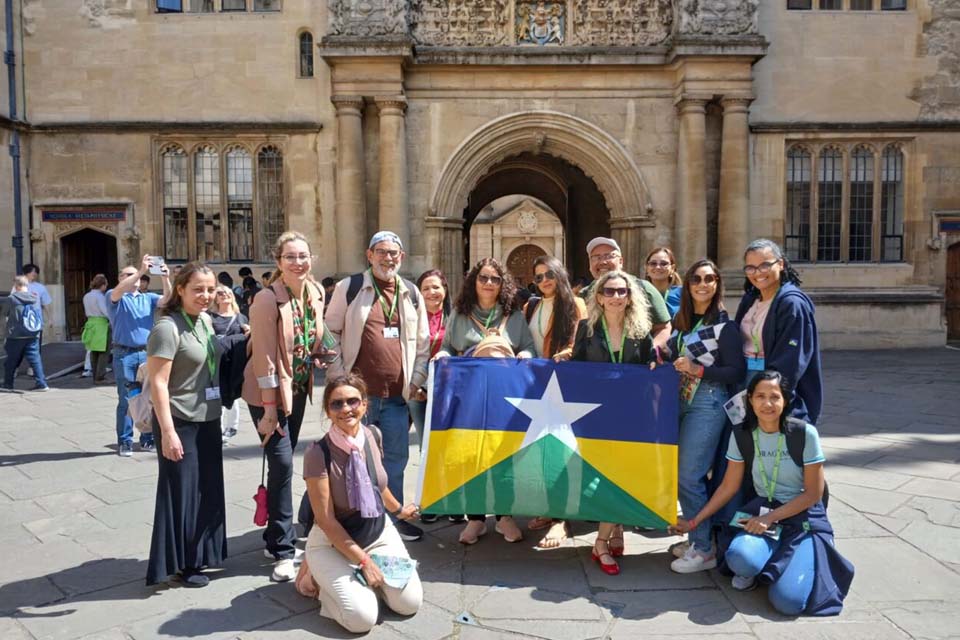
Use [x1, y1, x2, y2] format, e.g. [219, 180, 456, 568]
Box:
[477, 274, 503, 286]
[329, 397, 362, 411]
[533, 270, 556, 284]
[602, 287, 630, 298]
[647, 260, 672, 268]
[689, 274, 719, 285]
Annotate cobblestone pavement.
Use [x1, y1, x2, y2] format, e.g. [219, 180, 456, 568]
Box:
[1, 349, 959, 639]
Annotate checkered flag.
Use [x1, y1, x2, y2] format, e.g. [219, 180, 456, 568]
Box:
[683, 324, 725, 367]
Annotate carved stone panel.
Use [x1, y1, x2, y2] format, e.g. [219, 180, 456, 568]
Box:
[411, 0, 510, 46]
[676, 0, 760, 36]
[327, 0, 409, 38]
[516, 1, 564, 46]
[570, 0, 673, 47]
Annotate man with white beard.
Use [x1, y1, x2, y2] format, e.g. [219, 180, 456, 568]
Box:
[324, 231, 431, 541]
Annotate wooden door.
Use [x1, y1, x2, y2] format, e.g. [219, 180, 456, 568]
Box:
[506, 244, 547, 289]
[61, 229, 117, 340]
[948, 243, 960, 341]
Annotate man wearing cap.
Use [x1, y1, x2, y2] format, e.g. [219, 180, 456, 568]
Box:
[324, 231, 431, 542]
[581, 237, 673, 349]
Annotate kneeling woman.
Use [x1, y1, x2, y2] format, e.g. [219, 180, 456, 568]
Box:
[673, 371, 854, 616]
[303, 374, 422, 633]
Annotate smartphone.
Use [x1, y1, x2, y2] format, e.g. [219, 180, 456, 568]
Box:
[318, 349, 338, 365]
[147, 255, 166, 276]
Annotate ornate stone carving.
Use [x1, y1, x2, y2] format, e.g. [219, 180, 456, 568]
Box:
[327, 0, 409, 38]
[676, 0, 759, 36]
[570, 0, 673, 47]
[411, 0, 510, 47]
[517, 208, 539, 234]
[516, 1, 564, 46]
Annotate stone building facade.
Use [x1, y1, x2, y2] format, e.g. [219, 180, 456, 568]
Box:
[0, 0, 957, 347]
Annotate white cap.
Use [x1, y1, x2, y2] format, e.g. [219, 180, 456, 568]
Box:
[368, 230, 403, 250]
[586, 237, 621, 255]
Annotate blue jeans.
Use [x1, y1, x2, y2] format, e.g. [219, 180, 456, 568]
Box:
[3, 338, 47, 388]
[113, 347, 153, 447]
[726, 531, 815, 615]
[678, 380, 729, 553]
[365, 395, 411, 506]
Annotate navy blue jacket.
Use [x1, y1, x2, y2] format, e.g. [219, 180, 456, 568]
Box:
[735, 283, 823, 425]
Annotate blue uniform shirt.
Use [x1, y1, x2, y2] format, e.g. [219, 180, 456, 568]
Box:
[108, 290, 162, 348]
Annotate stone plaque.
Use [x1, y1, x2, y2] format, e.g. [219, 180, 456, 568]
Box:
[516, 1, 564, 46]
[328, 0, 408, 37]
[411, 0, 510, 46]
[570, 0, 673, 47]
[676, 0, 759, 36]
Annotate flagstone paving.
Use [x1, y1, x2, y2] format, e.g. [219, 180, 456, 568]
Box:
[1, 348, 958, 639]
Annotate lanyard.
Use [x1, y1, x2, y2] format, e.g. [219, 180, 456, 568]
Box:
[753, 429, 785, 503]
[601, 315, 626, 364]
[483, 306, 496, 331]
[370, 271, 399, 325]
[750, 288, 779, 356]
[180, 311, 216, 380]
[678, 318, 704, 357]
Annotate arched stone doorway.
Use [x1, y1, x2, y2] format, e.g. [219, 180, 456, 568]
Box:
[427, 110, 656, 290]
[61, 228, 118, 339]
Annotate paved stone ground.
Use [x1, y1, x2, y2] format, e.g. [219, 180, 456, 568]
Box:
[2, 349, 959, 639]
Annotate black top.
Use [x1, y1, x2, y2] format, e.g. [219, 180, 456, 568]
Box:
[665, 310, 745, 386]
[210, 312, 248, 338]
[570, 319, 654, 365]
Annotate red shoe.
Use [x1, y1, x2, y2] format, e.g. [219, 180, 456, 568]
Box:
[609, 532, 625, 558]
[592, 538, 620, 576]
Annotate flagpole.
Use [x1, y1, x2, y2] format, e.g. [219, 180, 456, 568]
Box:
[414, 359, 436, 509]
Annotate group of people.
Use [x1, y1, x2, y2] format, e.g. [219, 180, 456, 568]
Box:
[46, 225, 850, 634]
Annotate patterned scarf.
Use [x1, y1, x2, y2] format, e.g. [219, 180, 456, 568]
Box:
[286, 286, 317, 394]
[327, 425, 382, 519]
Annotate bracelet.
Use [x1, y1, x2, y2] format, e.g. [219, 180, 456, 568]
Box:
[358, 554, 368, 569]
[261, 401, 277, 406]
[389, 507, 402, 517]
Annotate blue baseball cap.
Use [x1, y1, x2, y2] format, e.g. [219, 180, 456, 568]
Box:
[368, 231, 403, 251]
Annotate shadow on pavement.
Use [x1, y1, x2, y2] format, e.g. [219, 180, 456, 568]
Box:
[0, 450, 115, 466]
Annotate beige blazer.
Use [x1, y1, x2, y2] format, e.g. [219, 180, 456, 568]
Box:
[242, 280, 325, 414]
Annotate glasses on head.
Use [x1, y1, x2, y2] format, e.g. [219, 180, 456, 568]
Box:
[647, 260, 671, 269]
[742, 260, 780, 276]
[602, 287, 630, 298]
[329, 397, 362, 411]
[533, 270, 556, 284]
[281, 253, 313, 264]
[216, 290, 231, 297]
[477, 274, 503, 286]
[689, 274, 719, 286]
[590, 252, 620, 264]
[373, 248, 401, 260]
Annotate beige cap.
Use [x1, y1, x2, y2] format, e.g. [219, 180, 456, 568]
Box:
[586, 237, 621, 255]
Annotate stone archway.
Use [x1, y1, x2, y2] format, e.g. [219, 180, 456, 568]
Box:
[427, 110, 656, 288]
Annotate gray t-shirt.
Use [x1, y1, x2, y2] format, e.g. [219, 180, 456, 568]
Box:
[726, 424, 825, 504]
[147, 313, 221, 422]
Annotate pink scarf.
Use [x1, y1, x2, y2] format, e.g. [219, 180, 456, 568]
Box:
[327, 425, 382, 518]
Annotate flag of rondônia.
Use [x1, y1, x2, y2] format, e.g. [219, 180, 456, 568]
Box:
[415, 357, 679, 528]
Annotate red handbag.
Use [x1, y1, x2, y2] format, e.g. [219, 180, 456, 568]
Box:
[253, 449, 269, 526]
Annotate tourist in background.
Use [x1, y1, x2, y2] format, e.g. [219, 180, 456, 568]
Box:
[2, 275, 47, 392]
[81, 274, 111, 384]
[210, 284, 248, 443]
[644, 246, 683, 319]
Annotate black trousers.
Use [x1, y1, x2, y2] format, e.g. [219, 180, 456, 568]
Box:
[249, 392, 308, 560]
[147, 416, 226, 585]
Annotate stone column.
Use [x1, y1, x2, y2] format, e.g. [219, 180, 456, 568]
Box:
[332, 95, 368, 274]
[375, 96, 410, 249]
[674, 98, 708, 267]
[718, 97, 752, 270]
[425, 216, 465, 292]
[610, 216, 654, 276]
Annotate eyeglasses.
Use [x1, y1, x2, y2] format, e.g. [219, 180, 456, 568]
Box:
[373, 248, 401, 260]
[477, 274, 503, 286]
[602, 287, 630, 298]
[121, 272, 137, 279]
[329, 397, 362, 411]
[689, 274, 719, 285]
[281, 253, 313, 264]
[590, 252, 620, 264]
[215, 291, 231, 297]
[742, 260, 780, 276]
[533, 270, 556, 284]
[647, 260, 671, 269]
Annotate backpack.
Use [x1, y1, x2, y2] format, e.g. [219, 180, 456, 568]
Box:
[733, 417, 830, 509]
[464, 316, 515, 358]
[9, 298, 42, 338]
[524, 296, 541, 323]
[345, 272, 420, 311]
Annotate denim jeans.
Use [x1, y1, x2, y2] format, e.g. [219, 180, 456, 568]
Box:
[113, 347, 152, 447]
[365, 396, 411, 506]
[250, 392, 307, 560]
[3, 338, 47, 388]
[678, 380, 729, 553]
[726, 531, 815, 615]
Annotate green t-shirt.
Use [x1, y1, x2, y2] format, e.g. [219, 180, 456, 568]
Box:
[147, 313, 221, 423]
[580, 274, 671, 325]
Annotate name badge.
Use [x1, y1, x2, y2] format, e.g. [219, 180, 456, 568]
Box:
[205, 387, 221, 401]
[746, 356, 766, 371]
[382, 327, 400, 340]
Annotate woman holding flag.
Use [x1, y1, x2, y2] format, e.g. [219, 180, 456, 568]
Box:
[665, 259, 745, 573]
[571, 270, 655, 575]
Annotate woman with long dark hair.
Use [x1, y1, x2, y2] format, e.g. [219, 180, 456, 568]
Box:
[146, 262, 225, 588]
[666, 259, 745, 573]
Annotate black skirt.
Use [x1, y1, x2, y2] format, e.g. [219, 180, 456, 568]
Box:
[146, 415, 227, 585]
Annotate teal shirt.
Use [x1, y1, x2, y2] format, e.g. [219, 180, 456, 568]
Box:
[726, 423, 825, 504]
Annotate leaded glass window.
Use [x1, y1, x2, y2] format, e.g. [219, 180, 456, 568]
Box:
[226, 147, 253, 261]
[222, 0, 246, 10]
[195, 145, 223, 262]
[254, 0, 281, 11]
[299, 32, 314, 78]
[881, 0, 906, 9]
[819, 0, 842, 9]
[257, 147, 285, 262]
[785, 147, 811, 262]
[881, 145, 904, 262]
[162, 147, 189, 261]
[850, 0, 874, 10]
[849, 146, 874, 262]
[787, 0, 812, 9]
[818, 147, 843, 262]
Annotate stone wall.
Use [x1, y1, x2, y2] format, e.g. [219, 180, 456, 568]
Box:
[914, 0, 960, 121]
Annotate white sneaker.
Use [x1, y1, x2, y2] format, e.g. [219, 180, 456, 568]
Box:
[670, 546, 718, 574]
[731, 575, 757, 591]
[669, 540, 691, 559]
[80, 370, 92, 378]
[271, 558, 296, 582]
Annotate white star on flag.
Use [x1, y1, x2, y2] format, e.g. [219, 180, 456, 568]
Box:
[505, 372, 602, 454]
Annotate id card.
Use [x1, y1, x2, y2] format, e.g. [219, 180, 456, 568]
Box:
[205, 387, 221, 401]
[746, 356, 766, 371]
[382, 327, 400, 339]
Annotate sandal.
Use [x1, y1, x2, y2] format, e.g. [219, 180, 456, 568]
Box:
[591, 537, 620, 576]
[527, 516, 554, 531]
[537, 520, 568, 549]
[608, 525, 625, 558]
[495, 517, 524, 543]
[458, 520, 488, 545]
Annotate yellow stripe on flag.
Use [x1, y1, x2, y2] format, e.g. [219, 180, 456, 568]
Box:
[421, 428, 525, 509]
[577, 438, 678, 523]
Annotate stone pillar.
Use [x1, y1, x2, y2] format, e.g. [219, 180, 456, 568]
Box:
[332, 95, 368, 274]
[375, 96, 410, 249]
[425, 215, 465, 292]
[610, 216, 654, 276]
[718, 97, 752, 270]
[674, 98, 708, 267]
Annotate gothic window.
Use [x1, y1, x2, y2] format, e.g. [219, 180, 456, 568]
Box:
[787, 0, 812, 9]
[226, 147, 253, 261]
[850, 0, 874, 9]
[188, 0, 214, 12]
[254, 0, 282, 11]
[849, 145, 875, 262]
[194, 145, 223, 263]
[881, 0, 906, 9]
[161, 146, 189, 261]
[257, 146, 285, 262]
[222, 0, 246, 10]
[819, 0, 842, 9]
[298, 32, 314, 78]
[881, 145, 905, 262]
[156, 0, 182, 11]
[818, 147, 843, 262]
[785, 147, 811, 262]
